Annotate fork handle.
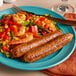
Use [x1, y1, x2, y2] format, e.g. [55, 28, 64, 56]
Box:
[46, 16, 76, 26]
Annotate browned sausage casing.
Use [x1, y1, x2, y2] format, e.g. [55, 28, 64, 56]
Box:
[11, 30, 63, 57]
[24, 33, 73, 63]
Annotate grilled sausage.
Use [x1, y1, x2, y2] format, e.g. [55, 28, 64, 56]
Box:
[24, 33, 73, 63]
[11, 30, 63, 57]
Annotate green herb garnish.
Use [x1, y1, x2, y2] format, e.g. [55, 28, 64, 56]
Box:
[11, 31, 14, 41]
[3, 51, 6, 55]
[26, 13, 29, 17]
[37, 25, 49, 33]
[30, 16, 33, 23]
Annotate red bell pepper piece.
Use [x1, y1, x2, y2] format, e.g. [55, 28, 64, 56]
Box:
[41, 30, 47, 35]
[10, 25, 18, 35]
[31, 25, 38, 33]
[5, 27, 10, 33]
[14, 22, 21, 27]
[33, 31, 38, 38]
[0, 32, 5, 38]
[40, 17, 46, 21]
[36, 21, 41, 26]
[26, 16, 32, 20]
[8, 21, 13, 24]
[1, 19, 5, 23]
[3, 34, 8, 41]
[31, 25, 38, 38]
[2, 45, 9, 52]
[44, 23, 50, 29]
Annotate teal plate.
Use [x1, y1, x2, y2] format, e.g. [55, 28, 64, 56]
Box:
[0, 6, 76, 70]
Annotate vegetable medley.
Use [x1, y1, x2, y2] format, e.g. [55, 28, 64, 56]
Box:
[0, 12, 59, 59]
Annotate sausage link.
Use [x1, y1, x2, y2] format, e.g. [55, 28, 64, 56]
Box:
[11, 30, 63, 57]
[24, 33, 73, 63]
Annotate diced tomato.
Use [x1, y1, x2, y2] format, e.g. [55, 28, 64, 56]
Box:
[31, 26, 35, 33]
[2, 45, 9, 52]
[4, 20, 9, 24]
[33, 31, 38, 38]
[10, 25, 18, 35]
[3, 34, 8, 41]
[29, 14, 33, 16]
[31, 25, 38, 33]
[34, 26, 38, 32]
[0, 32, 5, 38]
[16, 24, 21, 27]
[26, 16, 31, 20]
[14, 22, 17, 25]
[40, 17, 46, 21]
[41, 30, 47, 35]
[1, 18, 5, 22]
[36, 21, 41, 25]
[44, 23, 50, 29]
[8, 21, 13, 24]
[5, 27, 10, 33]
[14, 22, 21, 27]
[1, 19, 5, 24]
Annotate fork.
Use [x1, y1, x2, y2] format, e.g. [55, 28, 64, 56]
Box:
[12, 5, 76, 26]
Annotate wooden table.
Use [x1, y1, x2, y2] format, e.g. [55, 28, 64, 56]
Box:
[0, 0, 76, 76]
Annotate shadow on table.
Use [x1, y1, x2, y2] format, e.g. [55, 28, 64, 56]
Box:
[0, 64, 47, 76]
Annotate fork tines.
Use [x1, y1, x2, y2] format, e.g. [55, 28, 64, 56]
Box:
[12, 5, 24, 13]
[12, 5, 34, 14]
